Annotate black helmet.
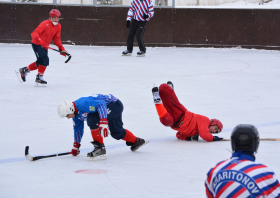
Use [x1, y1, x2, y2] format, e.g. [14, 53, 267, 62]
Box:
[231, 124, 260, 153]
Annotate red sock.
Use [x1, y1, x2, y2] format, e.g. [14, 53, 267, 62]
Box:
[38, 65, 46, 75]
[155, 103, 167, 118]
[27, 62, 37, 71]
[123, 129, 137, 143]
[91, 129, 104, 144]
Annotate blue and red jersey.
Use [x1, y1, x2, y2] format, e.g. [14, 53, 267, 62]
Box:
[72, 94, 118, 143]
[127, 0, 154, 21]
[205, 151, 280, 198]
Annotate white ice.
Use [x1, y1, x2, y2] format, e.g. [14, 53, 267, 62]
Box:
[0, 43, 280, 198]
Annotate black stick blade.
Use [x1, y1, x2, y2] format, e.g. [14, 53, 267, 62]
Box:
[25, 146, 29, 155]
[65, 55, 71, 63]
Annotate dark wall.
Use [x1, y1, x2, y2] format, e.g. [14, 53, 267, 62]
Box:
[1, 3, 280, 49]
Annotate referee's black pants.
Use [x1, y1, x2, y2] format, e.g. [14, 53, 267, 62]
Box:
[127, 20, 148, 53]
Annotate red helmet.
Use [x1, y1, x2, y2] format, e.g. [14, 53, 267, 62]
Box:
[210, 119, 223, 133]
[49, 9, 61, 17]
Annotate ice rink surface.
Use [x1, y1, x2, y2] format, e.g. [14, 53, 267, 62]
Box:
[0, 44, 279, 198]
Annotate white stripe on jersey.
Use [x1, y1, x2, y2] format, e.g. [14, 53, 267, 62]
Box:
[239, 189, 254, 198]
[267, 188, 280, 198]
[216, 182, 239, 197]
[258, 177, 278, 189]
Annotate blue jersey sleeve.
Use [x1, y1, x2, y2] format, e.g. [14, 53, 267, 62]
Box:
[73, 117, 84, 143]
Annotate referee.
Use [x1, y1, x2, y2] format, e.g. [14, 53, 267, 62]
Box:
[122, 0, 154, 57]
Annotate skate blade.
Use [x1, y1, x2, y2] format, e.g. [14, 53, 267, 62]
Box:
[137, 54, 145, 57]
[35, 83, 47, 87]
[132, 140, 149, 152]
[122, 53, 132, 56]
[87, 154, 107, 161]
[15, 70, 23, 83]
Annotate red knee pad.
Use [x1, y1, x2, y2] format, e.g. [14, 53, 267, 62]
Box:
[160, 113, 174, 127]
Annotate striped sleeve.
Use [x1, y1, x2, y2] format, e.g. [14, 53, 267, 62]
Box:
[255, 171, 280, 198]
[205, 161, 227, 197]
[147, 0, 154, 19]
[244, 164, 280, 197]
[97, 101, 108, 119]
[205, 180, 214, 198]
[127, 2, 135, 21]
[73, 118, 84, 143]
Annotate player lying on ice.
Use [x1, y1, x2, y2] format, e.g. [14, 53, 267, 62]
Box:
[58, 94, 148, 160]
[152, 81, 223, 142]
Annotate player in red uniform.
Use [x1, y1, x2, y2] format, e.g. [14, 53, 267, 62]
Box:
[152, 81, 223, 142]
[17, 9, 68, 85]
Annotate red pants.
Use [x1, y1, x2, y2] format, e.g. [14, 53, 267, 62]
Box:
[158, 84, 186, 127]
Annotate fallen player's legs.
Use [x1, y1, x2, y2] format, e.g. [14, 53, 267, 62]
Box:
[159, 84, 186, 126]
[154, 103, 174, 127]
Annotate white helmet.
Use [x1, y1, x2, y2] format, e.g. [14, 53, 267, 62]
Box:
[58, 101, 75, 117]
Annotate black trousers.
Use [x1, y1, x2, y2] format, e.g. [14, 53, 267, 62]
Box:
[32, 43, 49, 67]
[127, 20, 148, 52]
[87, 100, 126, 140]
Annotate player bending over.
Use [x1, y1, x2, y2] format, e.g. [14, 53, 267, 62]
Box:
[205, 124, 280, 197]
[152, 81, 223, 142]
[17, 9, 68, 85]
[58, 94, 148, 160]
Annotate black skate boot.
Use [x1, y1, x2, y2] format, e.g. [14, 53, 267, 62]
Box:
[122, 50, 132, 56]
[186, 134, 199, 141]
[130, 137, 149, 152]
[35, 75, 47, 84]
[19, 67, 30, 82]
[87, 141, 107, 161]
[167, 81, 174, 90]
[137, 51, 145, 57]
[152, 87, 161, 104]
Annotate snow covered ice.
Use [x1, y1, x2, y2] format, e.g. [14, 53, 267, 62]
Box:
[0, 43, 280, 198]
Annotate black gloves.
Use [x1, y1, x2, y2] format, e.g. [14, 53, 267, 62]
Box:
[143, 14, 149, 19]
[213, 136, 223, 141]
[126, 20, 130, 29]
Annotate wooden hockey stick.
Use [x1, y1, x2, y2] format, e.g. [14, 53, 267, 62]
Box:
[25, 146, 72, 161]
[222, 138, 280, 141]
[47, 47, 72, 63]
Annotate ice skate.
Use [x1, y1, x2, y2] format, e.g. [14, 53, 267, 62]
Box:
[122, 50, 132, 56]
[15, 67, 29, 83]
[137, 51, 145, 57]
[87, 141, 107, 161]
[152, 87, 161, 104]
[167, 81, 174, 90]
[35, 75, 47, 86]
[186, 134, 199, 141]
[130, 137, 149, 152]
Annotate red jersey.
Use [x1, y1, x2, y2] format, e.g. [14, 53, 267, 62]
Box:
[174, 110, 214, 142]
[31, 19, 64, 51]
